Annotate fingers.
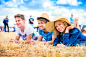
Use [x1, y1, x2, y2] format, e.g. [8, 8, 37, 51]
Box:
[57, 44, 66, 48]
[30, 40, 35, 45]
[9, 38, 14, 42]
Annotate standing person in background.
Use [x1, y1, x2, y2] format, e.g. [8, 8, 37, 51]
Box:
[70, 14, 74, 24]
[29, 15, 34, 27]
[3, 16, 9, 32]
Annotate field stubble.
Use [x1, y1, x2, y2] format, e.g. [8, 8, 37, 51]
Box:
[0, 32, 86, 57]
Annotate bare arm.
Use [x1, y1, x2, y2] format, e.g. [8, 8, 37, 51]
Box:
[15, 36, 20, 40]
[15, 34, 32, 43]
[37, 35, 43, 41]
[24, 34, 32, 43]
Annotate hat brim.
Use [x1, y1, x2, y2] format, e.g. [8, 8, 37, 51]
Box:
[45, 18, 71, 32]
[45, 21, 55, 32]
[37, 17, 50, 22]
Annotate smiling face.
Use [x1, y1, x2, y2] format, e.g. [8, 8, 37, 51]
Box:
[55, 21, 66, 32]
[15, 17, 25, 28]
[38, 20, 46, 30]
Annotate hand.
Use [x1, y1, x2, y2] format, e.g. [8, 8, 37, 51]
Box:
[30, 39, 36, 45]
[57, 44, 66, 48]
[65, 24, 74, 33]
[75, 17, 79, 21]
[9, 38, 14, 42]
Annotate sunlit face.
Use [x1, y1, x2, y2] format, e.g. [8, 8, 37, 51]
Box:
[6, 16, 8, 18]
[15, 17, 25, 28]
[55, 21, 65, 32]
[38, 20, 46, 30]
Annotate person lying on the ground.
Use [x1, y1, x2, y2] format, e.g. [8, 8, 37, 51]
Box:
[9, 14, 38, 43]
[31, 13, 55, 45]
[45, 16, 86, 47]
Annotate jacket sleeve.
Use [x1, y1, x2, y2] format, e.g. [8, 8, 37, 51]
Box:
[63, 28, 80, 46]
[53, 35, 60, 46]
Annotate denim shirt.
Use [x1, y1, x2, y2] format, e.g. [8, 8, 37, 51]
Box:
[53, 27, 86, 46]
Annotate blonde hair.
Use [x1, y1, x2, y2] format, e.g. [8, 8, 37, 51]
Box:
[54, 20, 70, 37]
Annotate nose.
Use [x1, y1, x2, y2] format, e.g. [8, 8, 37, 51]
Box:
[57, 26, 61, 30]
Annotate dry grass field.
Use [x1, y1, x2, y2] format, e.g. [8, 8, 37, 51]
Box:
[0, 32, 86, 57]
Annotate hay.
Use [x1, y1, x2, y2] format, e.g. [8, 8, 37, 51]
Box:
[0, 32, 86, 57]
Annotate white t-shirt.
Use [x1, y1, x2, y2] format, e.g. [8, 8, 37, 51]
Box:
[16, 23, 35, 40]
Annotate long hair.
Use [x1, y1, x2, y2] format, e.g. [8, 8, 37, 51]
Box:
[54, 20, 70, 37]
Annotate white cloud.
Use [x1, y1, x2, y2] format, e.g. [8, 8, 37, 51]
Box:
[43, 2, 52, 8]
[12, 0, 16, 2]
[0, 0, 86, 26]
[56, 0, 82, 6]
[0, 5, 86, 26]
[21, 0, 24, 4]
[0, 0, 24, 8]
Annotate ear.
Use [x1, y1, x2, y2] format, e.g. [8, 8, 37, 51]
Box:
[23, 20, 25, 23]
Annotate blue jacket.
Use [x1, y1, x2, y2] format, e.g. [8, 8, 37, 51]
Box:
[53, 27, 86, 46]
[29, 18, 34, 24]
[3, 18, 9, 25]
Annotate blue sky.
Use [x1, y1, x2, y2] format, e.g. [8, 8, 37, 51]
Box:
[0, 0, 86, 26]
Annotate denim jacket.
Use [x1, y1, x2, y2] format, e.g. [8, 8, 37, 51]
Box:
[53, 27, 86, 46]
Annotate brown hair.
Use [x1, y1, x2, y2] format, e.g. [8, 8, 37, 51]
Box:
[54, 20, 70, 37]
[82, 28, 86, 33]
[37, 17, 49, 23]
[14, 14, 25, 20]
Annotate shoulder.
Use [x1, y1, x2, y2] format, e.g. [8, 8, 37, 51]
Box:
[39, 28, 42, 32]
[25, 23, 34, 30]
[16, 26, 20, 32]
[69, 27, 80, 34]
[48, 32, 54, 35]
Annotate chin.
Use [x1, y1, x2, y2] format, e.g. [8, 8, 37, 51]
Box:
[40, 28, 43, 30]
[59, 31, 64, 32]
[17, 26, 21, 28]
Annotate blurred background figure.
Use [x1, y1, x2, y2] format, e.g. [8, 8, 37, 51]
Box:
[70, 14, 74, 24]
[29, 15, 34, 27]
[82, 28, 86, 36]
[74, 17, 80, 30]
[70, 14, 80, 30]
[3, 16, 9, 32]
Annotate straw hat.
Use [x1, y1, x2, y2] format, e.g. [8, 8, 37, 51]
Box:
[37, 13, 50, 22]
[45, 16, 71, 32]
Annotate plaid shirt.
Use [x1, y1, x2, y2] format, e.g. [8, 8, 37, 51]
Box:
[39, 28, 54, 41]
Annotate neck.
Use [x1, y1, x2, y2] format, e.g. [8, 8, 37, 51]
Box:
[20, 24, 25, 33]
[43, 29, 48, 33]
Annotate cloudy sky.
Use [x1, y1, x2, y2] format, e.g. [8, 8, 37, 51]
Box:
[0, 0, 86, 26]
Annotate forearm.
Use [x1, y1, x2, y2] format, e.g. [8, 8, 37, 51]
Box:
[14, 40, 30, 44]
[38, 41, 53, 45]
[45, 41, 53, 44]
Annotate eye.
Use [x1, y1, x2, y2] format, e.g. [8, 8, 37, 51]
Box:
[41, 22, 44, 24]
[58, 23, 61, 25]
[18, 20, 20, 22]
